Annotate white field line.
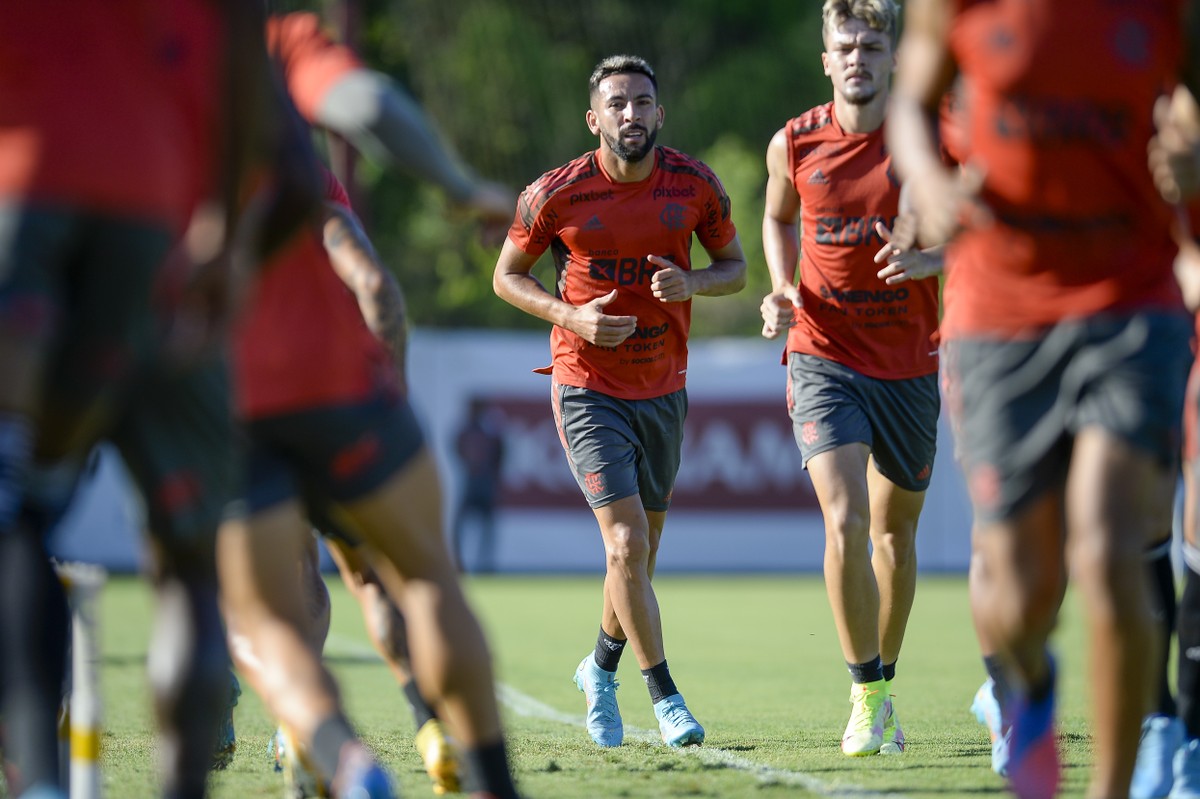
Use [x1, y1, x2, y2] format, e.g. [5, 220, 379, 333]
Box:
[325, 633, 905, 798]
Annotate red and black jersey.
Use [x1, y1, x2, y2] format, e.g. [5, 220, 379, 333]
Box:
[942, 0, 1185, 339]
[508, 146, 737, 400]
[233, 167, 396, 418]
[785, 102, 940, 380]
[0, 0, 225, 230]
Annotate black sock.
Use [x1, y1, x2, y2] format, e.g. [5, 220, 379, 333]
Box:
[983, 654, 1014, 713]
[461, 739, 519, 799]
[1146, 536, 1178, 717]
[0, 523, 68, 790]
[641, 660, 679, 704]
[1178, 555, 1200, 737]
[882, 660, 897, 683]
[311, 714, 358, 783]
[847, 656, 884, 685]
[403, 679, 437, 729]
[594, 627, 626, 673]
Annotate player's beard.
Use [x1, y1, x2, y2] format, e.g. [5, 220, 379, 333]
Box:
[603, 125, 658, 163]
[841, 75, 879, 106]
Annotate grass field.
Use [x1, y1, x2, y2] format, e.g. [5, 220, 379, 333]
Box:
[79, 574, 1103, 798]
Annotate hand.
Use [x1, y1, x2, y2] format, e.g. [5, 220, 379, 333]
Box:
[1149, 87, 1200, 204]
[907, 161, 991, 247]
[1176, 233, 1200, 312]
[648, 254, 694, 302]
[462, 180, 518, 247]
[759, 285, 801, 339]
[873, 220, 942, 284]
[569, 289, 637, 347]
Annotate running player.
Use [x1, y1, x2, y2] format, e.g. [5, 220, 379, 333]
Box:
[218, 163, 522, 799]
[758, 0, 943, 757]
[889, 1, 1200, 796]
[493, 54, 746, 749]
[0, 3, 304, 799]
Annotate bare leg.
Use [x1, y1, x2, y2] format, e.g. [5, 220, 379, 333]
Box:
[807, 444, 879, 664]
[1067, 429, 1163, 798]
[866, 463, 925, 666]
[600, 509, 665, 643]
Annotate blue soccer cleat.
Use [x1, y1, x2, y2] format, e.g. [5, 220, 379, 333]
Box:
[1174, 737, 1200, 798]
[334, 744, 395, 799]
[1006, 659, 1060, 799]
[1130, 714, 1183, 799]
[654, 693, 704, 747]
[573, 654, 623, 747]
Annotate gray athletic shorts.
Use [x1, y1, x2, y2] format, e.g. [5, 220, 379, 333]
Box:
[787, 353, 939, 492]
[552, 382, 687, 511]
[942, 311, 1192, 524]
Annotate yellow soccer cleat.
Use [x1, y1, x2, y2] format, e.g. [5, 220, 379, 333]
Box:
[879, 679, 905, 755]
[841, 679, 889, 756]
[414, 718, 461, 795]
[272, 725, 328, 799]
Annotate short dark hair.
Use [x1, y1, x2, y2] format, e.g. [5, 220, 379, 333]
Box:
[588, 55, 658, 99]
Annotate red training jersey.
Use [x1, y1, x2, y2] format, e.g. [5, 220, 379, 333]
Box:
[784, 103, 940, 379]
[942, 0, 1185, 339]
[508, 146, 738, 400]
[266, 12, 364, 125]
[0, 0, 224, 230]
[232, 167, 396, 418]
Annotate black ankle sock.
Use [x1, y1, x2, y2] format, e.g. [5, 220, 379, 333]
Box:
[882, 660, 897, 683]
[461, 739, 520, 799]
[641, 660, 678, 704]
[311, 714, 357, 783]
[847, 656, 884, 685]
[1146, 536, 1178, 716]
[1179, 560, 1200, 737]
[982, 654, 1013, 711]
[594, 627, 626, 673]
[403, 679, 437, 729]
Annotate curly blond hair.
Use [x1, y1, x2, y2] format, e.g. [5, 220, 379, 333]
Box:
[822, 0, 900, 47]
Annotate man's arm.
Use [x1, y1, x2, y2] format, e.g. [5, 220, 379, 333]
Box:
[323, 203, 408, 380]
[759, 127, 803, 338]
[647, 237, 747, 303]
[887, 0, 988, 247]
[492, 238, 637, 348]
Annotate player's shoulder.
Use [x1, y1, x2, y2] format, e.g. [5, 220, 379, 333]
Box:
[522, 151, 601, 217]
[787, 102, 836, 140]
[655, 146, 726, 194]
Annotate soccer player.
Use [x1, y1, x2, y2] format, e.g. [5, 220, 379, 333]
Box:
[492, 54, 746, 749]
[758, 0, 943, 757]
[217, 163, 522, 799]
[889, 1, 1200, 796]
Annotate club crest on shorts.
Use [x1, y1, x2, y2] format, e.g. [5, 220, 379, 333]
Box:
[584, 471, 606, 496]
[801, 421, 820, 446]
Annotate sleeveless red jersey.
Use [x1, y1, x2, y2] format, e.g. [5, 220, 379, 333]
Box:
[266, 13, 364, 124]
[0, 1, 224, 229]
[508, 146, 738, 399]
[233, 167, 396, 418]
[942, 0, 1185, 338]
[784, 103, 940, 379]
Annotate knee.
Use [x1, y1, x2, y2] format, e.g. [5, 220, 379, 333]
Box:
[823, 507, 871, 553]
[604, 523, 650, 571]
[874, 526, 918, 568]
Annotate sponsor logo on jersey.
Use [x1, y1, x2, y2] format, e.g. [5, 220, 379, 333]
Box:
[815, 214, 896, 246]
[994, 96, 1130, 145]
[808, 168, 830, 185]
[652, 186, 696, 200]
[819, 285, 910, 304]
[588, 255, 657, 286]
[569, 189, 615, 206]
[583, 215, 606, 230]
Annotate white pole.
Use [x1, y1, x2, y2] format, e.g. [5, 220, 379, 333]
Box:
[58, 562, 106, 799]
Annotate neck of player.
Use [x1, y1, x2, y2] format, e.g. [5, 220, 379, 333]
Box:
[834, 90, 888, 135]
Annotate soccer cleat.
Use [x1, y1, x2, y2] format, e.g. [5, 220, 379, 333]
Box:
[879, 679, 905, 755]
[653, 693, 705, 747]
[1006, 659, 1060, 799]
[331, 743, 395, 799]
[971, 678, 1012, 776]
[414, 718, 461, 795]
[573, 654, 623, 747]
[1130, 714, 1183, 799]
[1174, 737, 1200, 798]
[271, 725, 328, 798]
[211, 671, 241, 771]
[841, 679, 889, 756]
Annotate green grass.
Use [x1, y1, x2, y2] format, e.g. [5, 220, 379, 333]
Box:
[84, 574, 1101, 798]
